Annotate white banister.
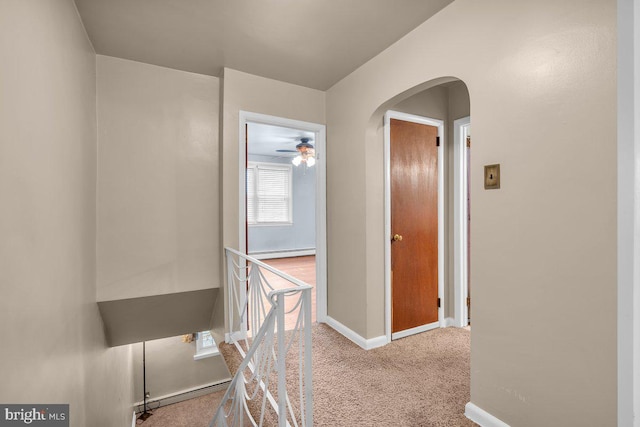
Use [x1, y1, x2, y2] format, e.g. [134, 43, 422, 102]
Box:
[211, 248, 313, 427]
[277, 292, 287, 427]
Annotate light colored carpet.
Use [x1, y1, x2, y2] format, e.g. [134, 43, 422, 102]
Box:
[219, 324, 477, 427]
[135, 391, 225, 427]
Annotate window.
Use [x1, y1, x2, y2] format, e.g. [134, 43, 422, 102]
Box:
[247, 162, 292, 225]
[194, 330, 219, 360]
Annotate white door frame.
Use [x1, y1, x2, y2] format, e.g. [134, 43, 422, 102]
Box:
[617, 0, 639, 424]
[238, 111, 328, 323]
[454, 117, 471, 328]
[384, 110, 445, 342]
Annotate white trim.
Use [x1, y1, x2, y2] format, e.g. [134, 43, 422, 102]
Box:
[618, 1, 640, 425]
[194, 330, 219, 360]
[384, 111, 445, 342]
[131, 411, 136, 427]
[391, 321, 439, 340]
[225, 330, 247, 344]
[193, 349, 219, 360]
[325, 316, 387, 350]
[248, 223, 294, 228]
[249, 249, 316, 260]
[384, 112, 392, 343]
[134, 380, 232, 411]
[465, 403, 511, 427]
[454, 117, 471, 328]
[443, 317, 456, 327]
[239, 112, 328, 324]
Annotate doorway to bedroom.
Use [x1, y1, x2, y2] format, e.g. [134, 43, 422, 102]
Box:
[240, 112, 327, 327]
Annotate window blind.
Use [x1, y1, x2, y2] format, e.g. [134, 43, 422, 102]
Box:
[247, 162, 292, 224]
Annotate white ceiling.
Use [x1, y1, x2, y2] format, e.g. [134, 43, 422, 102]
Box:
[74, 0, 454, 90]
[247, 122, 315, 158]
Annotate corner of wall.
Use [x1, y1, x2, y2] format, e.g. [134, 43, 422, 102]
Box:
[326, 316, 387, 350]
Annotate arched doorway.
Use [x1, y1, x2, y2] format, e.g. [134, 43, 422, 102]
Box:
[369, 78, 471, 342]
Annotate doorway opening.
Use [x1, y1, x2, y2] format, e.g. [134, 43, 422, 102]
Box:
[380, 79, 471, 342]
[454, 117, 471, 328]
[238, 111, 327, 326]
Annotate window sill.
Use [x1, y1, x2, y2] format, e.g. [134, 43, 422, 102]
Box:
[193, 348, 220, 361]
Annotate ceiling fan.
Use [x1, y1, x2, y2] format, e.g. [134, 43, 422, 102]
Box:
[276, 137, 316, 167]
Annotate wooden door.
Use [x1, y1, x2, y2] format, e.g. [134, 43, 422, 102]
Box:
[391, 118, 439, 334]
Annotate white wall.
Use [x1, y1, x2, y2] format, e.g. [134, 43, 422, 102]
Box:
[326, 0, 616, 425]
[96, 55, 221, 302]
[132, 336, 230, 402]
[0, 2, 134, 426]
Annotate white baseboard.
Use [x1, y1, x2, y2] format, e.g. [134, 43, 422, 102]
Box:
[131, 411, 136, 427]
[465, 402, 510, 427]
[325, 316, 387, 350]
[249, 249, 316, 260]
[134, 380, 231, 412]
[443, 317, 456, 327]
[392, 320, 440, 340]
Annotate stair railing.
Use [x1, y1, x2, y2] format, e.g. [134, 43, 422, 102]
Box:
[211, 248, 313, 427]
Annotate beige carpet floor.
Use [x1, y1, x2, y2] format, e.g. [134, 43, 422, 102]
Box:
[135, 391, 226, 427]
[219, 324, 477, 427]
[139, 325, 475, 426]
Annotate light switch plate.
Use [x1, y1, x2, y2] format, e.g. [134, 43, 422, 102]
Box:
[484, 164, 500, 189]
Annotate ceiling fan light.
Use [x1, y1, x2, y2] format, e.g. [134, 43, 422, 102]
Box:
[292, 156, 302, 166]
[306, 156, 316, 167]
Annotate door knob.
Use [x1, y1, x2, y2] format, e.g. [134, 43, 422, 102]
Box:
[392, 234, 403, 242]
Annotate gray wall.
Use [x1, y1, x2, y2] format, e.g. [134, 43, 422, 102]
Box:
[0, 2, 134, 426]
[325, 0, 616, 425]
[132, 336, 230, 402]
[247, 155, 316, 255]
[96, 55, 221, 302]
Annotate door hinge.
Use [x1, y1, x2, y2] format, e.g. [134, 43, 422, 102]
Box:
[437, 297, 441, 308]
[436, 136, 440, 147]
[466, 136, 471, 148]
[467, 297, 471, 307]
